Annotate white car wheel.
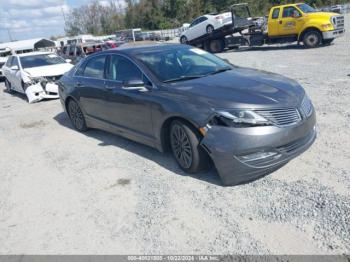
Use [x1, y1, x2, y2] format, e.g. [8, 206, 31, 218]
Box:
[5, 79, 13, 94]
[206, 25, 214, 34]
[180, 36, 188, 44]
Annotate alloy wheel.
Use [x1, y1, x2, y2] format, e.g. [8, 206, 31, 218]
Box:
[68, 100, 85, 130]
[171, 124, 193, 169]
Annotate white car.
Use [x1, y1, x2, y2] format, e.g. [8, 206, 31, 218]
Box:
[180, 12, 232, 43]
[2, 52, 73, 103]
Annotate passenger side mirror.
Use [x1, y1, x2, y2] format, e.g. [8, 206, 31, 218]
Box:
[65, 59, 72, 63]
[10, 65, 19, 71]
[122, 79, 149, 92]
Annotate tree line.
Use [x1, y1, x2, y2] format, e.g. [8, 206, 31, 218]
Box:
[64, 0, 347, 36]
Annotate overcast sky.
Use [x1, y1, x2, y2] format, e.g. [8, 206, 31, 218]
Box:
[0, 0, 126, 43]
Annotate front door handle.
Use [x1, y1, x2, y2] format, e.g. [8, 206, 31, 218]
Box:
[279, 20, 283, 25]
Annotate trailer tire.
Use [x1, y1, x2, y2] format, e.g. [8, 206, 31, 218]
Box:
[303, 30, 322, 48]
[209, 39, 224, 53]
[180, 36, 188, 44]
[206, 25, 214, 34]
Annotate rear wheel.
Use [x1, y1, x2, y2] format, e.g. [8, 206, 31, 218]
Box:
[206, 25, 214, 34]
[180, 36, 188, 44]
[303, 30, 322, 48]
[170, 120, 210, 173]
[67, 99, 88, 132]
[4, 78, 13, 94]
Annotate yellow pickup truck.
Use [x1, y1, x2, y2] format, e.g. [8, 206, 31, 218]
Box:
[184, 3, 345, 52]
[267, 3, 345, 48]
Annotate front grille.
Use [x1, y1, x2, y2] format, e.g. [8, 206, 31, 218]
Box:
[254, 108, 301, 127]
[333, 16, 344, 29]
[300, 95, 313, 118]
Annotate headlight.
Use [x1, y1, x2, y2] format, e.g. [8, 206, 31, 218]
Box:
[209, 110, 271, 128]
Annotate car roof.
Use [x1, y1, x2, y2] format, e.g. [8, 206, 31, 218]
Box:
[16, 51, 54, 57]
[114, 43, 187, 54]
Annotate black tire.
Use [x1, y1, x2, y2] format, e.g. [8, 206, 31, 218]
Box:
[206, 25, 214, 34]
[323, 39, 334, 45]
[180, 36, 188, 44]
[4, 78, 13, 94]
[209, 39, 224, 53]
[170, 120, 210, 173]
[67, 99, 88, 132]
[303, 30, 322, 48]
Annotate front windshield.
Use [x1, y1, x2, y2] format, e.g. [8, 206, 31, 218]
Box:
[135, 47, 232, 83]
[297, 4, 316, 13]
[20, 54, 66, 69]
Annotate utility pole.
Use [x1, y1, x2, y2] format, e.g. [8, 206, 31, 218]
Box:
[7, 28, 13, 41]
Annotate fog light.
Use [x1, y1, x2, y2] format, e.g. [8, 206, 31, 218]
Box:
[236, 151, 281, 163]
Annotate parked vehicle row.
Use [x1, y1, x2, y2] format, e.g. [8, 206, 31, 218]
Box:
[57, 43, 316, 186]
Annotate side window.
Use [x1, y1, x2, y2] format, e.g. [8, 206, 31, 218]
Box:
[107, 55, 142, 82]
[272, 8, 280, 19]
[12, 57, 19, 67]
[190, 19, 198, 28]
[82, 55, 106, 79]
[283, 6, 301, 18]
[198, 17, 207, 24]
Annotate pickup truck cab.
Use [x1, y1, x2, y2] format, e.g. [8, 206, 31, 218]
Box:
[268, 3, 345, 48]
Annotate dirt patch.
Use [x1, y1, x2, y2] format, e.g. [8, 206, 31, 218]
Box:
[20, 120, 46, 129]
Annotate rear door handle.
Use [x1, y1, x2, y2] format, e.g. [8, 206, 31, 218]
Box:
[279, 20, 282, 25]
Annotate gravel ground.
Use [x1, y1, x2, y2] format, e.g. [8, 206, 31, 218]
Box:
[0, 15, 349, 255]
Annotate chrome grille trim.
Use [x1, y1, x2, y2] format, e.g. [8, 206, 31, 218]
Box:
[335, 16, 344, 29]
[254, 108, 301, 127]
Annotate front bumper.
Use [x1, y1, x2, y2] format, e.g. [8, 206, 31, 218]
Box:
[201, 111, 316, 186]
[323, 29, 345, 39]
[25, 82, 59, 103]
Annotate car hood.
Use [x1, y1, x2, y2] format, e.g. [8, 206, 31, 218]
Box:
[168, 67, 305, 109]
[304, 12, 338, 19]
[23, 63, 74, 77]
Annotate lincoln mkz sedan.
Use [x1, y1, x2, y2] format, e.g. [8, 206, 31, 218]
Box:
[58, 44, 316, 185]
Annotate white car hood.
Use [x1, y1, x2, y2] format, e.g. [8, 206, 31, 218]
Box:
[24, 63, 73, 77]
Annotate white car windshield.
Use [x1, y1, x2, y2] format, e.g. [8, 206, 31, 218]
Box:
[135, 47, 232, 83]
[20, 54, 66, 69]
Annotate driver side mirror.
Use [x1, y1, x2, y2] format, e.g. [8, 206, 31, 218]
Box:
[10, 65, 19, 71]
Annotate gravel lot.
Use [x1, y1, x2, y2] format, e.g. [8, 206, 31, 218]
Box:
[0, 15, 349, 255]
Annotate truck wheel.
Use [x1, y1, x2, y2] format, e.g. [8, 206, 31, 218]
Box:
[323, 39, 334, 45]
[206, 25, 214, 34]
[209, 39, 224, 53]
[303, 30, 322, 48]
[180, 36, 188, 44]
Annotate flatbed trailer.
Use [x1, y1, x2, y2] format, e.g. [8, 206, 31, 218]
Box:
[183, 3, 345, 53]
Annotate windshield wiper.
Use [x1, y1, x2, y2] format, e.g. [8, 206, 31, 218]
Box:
[163, 75, 205, 83]
[205, 67, 232, 76]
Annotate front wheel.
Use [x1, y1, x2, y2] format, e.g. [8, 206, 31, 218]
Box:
[170, 120, 210, 173]
[67, 99, 88, 132]
[303, 30, 322, 48]
[4, 78, 13, 94]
